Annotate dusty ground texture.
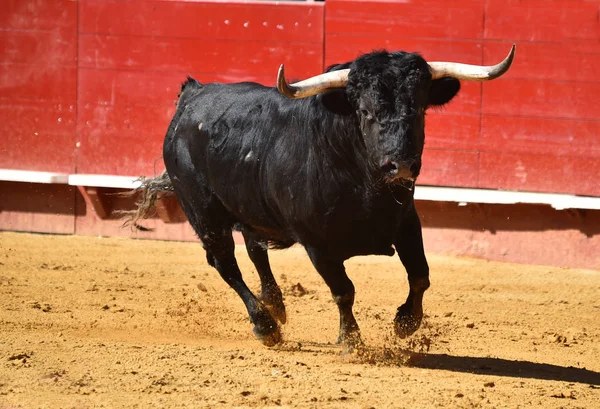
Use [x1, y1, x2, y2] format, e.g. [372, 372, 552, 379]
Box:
[0, 232, 599, 408]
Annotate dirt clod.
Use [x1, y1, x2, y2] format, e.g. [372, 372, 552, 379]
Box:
[290, 283, 308, 297]
[551, 392, 577, 399]
[8, 353, 31, 361]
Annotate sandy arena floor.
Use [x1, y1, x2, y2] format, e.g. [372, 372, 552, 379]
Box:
[0, 232, 599, 408]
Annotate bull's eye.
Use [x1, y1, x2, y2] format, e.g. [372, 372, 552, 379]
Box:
[360, 109, 373, 120]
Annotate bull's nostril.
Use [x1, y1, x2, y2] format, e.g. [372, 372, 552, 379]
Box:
[380, 159, 399, 174]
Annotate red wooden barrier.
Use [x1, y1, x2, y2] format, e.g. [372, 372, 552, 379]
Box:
[1, 0, 599, 269]
[77, 0, 324, 176]
[1, 0, 599, 196]
[0, 0, 77, 173]
[480, 0, 600, 196]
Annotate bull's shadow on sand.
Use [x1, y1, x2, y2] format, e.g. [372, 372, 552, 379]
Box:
[405, 352, 600, 386]
[277, 342, 600, 386]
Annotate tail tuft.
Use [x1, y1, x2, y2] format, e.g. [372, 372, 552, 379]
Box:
[121, 170, 174, 231]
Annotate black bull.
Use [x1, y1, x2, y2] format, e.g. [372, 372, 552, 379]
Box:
[132, 47, 515, 348]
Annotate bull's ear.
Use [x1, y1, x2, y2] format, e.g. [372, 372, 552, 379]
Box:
[429, 77, 460, 107]
[319, 89, 354, 116]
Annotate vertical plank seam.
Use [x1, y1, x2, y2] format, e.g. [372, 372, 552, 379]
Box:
[74, 0, 80, 235]
[321, 1, 327, 73]
[478, 0, 487, 189]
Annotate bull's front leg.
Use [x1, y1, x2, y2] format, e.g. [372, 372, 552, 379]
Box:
[305, 247, 363, 350]
[393, 203, 430, 338]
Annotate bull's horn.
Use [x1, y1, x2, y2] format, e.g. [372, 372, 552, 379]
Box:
[277, 65, 350, 99]
[428, 44, 516, 81]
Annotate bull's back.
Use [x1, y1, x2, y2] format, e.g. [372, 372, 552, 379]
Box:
[163, 81, 305, 240]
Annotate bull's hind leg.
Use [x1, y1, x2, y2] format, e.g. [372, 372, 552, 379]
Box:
[393, 204, 430, 338]
[306, 248, 363, 350]
[242, 230, 286, 324]
[176, 191, 281, 346]
[203, 232, 281, 346]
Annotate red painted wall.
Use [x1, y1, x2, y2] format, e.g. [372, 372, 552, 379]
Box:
[1, 0, 599, 197]
[76, 0, 324, 176]
[0, 0, 324, 177]
[0, 0, 78, 173]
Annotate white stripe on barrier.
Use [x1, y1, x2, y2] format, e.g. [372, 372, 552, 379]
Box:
[0, 169, 69, 184]
[414, 186, 600, 211]
[2, 169, 599, 210]
[67, 174, 142, 189]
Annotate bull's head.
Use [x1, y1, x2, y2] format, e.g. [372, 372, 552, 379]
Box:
[277, 45, 515, 184]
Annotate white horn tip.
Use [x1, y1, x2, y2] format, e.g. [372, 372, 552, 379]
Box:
[488, 43, 516, 80]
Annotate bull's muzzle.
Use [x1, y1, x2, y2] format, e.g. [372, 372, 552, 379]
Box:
[380, 159, 419, 183]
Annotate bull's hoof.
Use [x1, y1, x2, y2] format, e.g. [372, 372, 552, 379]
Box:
[260, 292, 287, 325]
[254, 325, 282, 347]
[336, 329, 364, 352]
[264, 302, 287, 325]
[394, 304, 423, 338]
[252, 311, 282, 347]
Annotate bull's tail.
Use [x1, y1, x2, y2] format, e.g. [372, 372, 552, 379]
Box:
[121, 77, 200, 231]
[121, 170, 174, 231]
